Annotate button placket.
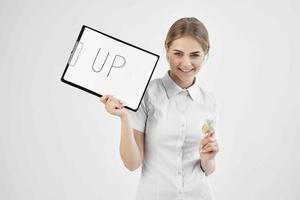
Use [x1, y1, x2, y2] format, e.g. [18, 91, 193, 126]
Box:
[181, 115, 186, 141]
[175, 91, 188, 197]
[177, 151, 181, 157]
[176, 142, 183, 191]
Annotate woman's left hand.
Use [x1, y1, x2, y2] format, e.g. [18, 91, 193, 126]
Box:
[199, 131, 219, 162]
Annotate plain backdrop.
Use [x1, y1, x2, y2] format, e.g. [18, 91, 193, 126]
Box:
[1, 0, 300, 199]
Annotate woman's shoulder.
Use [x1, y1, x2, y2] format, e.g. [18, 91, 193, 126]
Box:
[146, 77, 165, 95]
[141, 77, 165, 105]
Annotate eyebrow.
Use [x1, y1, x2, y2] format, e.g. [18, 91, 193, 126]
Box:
[173, 49, 201, 54]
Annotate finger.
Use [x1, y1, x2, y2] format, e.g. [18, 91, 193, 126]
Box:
[203, 130, 214, 137]
[118, 101, 124, 109]
[200, 131, 216, 146]
[100, 94, 112, 101]
[105, 97, 113, 110]
[208, 131, 215, 138]
[201, 137, 216, 146]
[119, 99, 127, 106]
[111, 98, 122, 108]
[109, 95, 120, 104]
[100, 95, 106, 100]
[100, 97, 108, 104]
[116, 104, 124, 109]
[202, 144, 219, 153]
[111, 97, 124, 108]
[107, 96, 112, 103]
[201, 142, 217, 150]
[115, 101, 123, 109]
[108, 99, 123, 110]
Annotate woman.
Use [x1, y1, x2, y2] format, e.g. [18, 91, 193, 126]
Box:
[100, 17, 219, 200]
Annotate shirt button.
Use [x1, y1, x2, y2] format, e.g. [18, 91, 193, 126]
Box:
[178, 171, 182, 175]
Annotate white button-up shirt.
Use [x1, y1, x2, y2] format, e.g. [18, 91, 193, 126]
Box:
[129, 70, 218, 200]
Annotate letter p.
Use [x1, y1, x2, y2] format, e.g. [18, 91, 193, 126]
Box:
[107, 55, 126, 77]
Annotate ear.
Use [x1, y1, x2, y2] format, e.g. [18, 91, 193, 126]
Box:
[164, 43, 168, 52]
[165, 45, 170, 61]
[203, 53, 209, 62]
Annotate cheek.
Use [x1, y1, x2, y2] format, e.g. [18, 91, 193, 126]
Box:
[169, 57, 181, 68]
[193, 59, 204, 69]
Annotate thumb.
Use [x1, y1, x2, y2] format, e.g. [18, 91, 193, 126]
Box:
[100, 95, 110, 104]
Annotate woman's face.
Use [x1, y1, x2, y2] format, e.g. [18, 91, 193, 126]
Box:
[166, 35, 205, 88]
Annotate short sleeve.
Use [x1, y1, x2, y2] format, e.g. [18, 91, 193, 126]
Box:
[128, 91, 149, 133]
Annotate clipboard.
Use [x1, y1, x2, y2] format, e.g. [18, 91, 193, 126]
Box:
[61, 25, 159, 111]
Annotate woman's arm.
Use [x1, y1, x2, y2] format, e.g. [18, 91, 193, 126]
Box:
[199, 132, 219, 176]
[119, 112, 144, 171]
[200, 158, 215, 176]
[100, 95, 144, 171]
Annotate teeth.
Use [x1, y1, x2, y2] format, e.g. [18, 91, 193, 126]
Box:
[179, 68, 193, 72]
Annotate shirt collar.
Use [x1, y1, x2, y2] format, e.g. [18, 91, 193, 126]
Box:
[162, 70, 199, 101]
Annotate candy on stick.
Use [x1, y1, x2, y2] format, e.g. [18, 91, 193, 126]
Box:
[201, 119, 215, 135]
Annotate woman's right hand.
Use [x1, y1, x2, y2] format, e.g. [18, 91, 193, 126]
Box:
[100, 95, 127, 117]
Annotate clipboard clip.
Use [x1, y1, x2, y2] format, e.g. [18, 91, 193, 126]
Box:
[68, 41, 84, 67]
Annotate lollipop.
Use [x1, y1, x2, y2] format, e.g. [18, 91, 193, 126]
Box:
[201, 119, 215, 135]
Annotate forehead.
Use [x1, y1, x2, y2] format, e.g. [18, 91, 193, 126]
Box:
[169, 35, 204, 52]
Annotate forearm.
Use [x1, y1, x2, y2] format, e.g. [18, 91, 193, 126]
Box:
[119, 112, 142, 171]
[200, 158, 215, 176]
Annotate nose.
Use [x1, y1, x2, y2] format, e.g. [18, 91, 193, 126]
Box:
[181, 55, 192, 68]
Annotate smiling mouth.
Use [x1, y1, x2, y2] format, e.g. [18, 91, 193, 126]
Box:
[179, 68, 194, 73]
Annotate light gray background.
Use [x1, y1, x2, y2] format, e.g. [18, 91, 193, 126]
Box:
[1, 0, 299, 199]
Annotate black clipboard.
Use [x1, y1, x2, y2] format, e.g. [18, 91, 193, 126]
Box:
[61, 25, 159, 111]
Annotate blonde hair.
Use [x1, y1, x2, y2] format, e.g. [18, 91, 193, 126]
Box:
[165, 17, 210, 55]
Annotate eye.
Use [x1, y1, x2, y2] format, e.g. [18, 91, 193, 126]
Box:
[174, 52, 182, 56]
[191, 54, 200, 57]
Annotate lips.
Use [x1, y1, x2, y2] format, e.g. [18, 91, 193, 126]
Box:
[179, 68, 194, 73]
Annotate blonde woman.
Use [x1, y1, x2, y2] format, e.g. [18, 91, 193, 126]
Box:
[100, 17, 219, 200]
